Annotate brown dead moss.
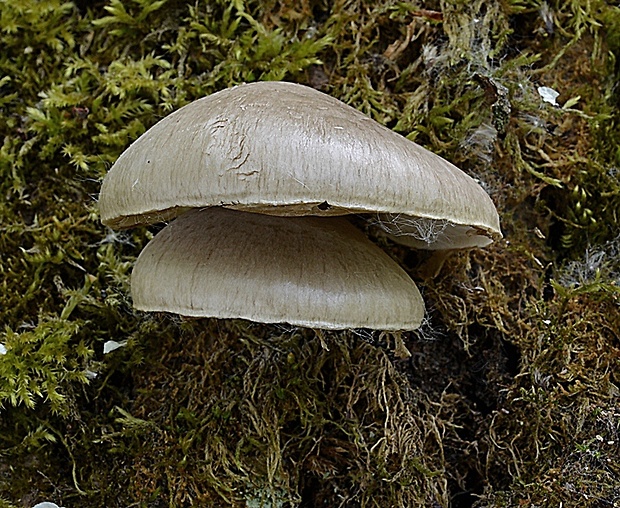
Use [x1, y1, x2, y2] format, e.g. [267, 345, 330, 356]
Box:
[48, 319, 450, 506]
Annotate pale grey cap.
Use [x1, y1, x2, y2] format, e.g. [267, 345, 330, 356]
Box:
[131, 208, 425, 331]
[99, 81, 501, 249]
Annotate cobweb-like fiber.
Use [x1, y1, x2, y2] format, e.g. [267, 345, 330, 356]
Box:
[370, 214, 450, 246]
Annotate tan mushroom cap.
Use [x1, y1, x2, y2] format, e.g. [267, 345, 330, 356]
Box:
[131, 207, 425, 331]
[99, 81, 501, 249]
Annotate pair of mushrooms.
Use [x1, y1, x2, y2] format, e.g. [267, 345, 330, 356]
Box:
[99, 81, 500, 331]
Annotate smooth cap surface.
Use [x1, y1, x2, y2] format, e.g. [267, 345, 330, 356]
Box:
[100, 81, 501, 248]
[131, 208, 425, 331]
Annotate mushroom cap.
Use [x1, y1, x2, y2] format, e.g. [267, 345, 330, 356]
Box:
[99, 81, 501, 248]
[131, 207, 425, 331]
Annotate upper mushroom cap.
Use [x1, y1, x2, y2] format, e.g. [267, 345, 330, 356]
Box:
[99, 81, 501, 248]
[131, 207, 425, 331]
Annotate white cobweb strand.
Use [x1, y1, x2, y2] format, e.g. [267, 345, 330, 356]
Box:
[369, 213, 495, 250]
[373, 214, 450, 245]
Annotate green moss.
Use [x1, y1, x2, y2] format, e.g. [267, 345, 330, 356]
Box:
[1, 0, 619, 506]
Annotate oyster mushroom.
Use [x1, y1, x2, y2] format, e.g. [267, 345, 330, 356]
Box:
[132, 208, 425, 330]
[99, 81, 501, 250]
[99, 81, 502, 329]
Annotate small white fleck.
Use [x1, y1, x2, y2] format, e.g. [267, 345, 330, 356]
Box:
[103, 340, 127, 354]
[334, 126, 344, 130]
[85, 369, 98, 380]
[542, 319, 551, 325]
[0, 344, 6, 355]
[132, 178, 139, 190]
[538, 86, 560, 106]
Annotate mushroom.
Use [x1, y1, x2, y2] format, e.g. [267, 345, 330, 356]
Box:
[99, 81, 501, 250]
[99, 81, 502, 330]
[132, 208, 425, 331]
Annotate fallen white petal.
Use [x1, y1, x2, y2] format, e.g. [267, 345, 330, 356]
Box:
[103, 340, 127, 354]
[537, 86, 559, 106]
[0, 344, 6, 355]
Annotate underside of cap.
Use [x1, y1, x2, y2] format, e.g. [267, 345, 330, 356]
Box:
[131, 208, 425, 331]
[370, 213, 495, 250]
[99, 81, 501, 248]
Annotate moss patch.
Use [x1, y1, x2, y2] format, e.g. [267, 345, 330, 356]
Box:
[1, 0, 619, 507]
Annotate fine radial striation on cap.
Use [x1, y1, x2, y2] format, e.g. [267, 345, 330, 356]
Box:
[131, 207, 425, 331]
[99, 81, 501, 249]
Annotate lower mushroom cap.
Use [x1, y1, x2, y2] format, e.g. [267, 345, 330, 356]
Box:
[131, 208, 425, 331]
